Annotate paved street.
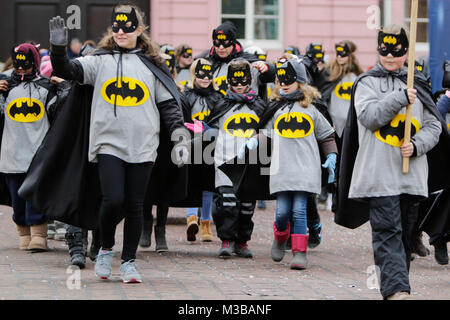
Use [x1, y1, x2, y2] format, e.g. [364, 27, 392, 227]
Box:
[0, 201, 448, 300]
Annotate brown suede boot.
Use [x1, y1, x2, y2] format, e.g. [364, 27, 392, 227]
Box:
[27, 223, 48, 252]
[186, 215, 199, 242]
[16, 224, 31, 250]
[200, 220, 213, 242]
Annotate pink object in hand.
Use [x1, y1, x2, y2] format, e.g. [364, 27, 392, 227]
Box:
[184, 119, 204, 133]
[446, 90, 450, 98]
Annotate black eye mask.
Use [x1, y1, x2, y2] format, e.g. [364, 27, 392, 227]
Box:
[12, 50, 33, 70]
[335, 43, 350, 57]
[276, 62, 297, 85]
[111, 8, 138, 33]
[213, 32, 234, 48]
[181, 47, 193, 58]
[308, 44, 324, 62]
[378, 29, 409, 57]
[227, 64, 252, 86]
[195, 62, 213, 79]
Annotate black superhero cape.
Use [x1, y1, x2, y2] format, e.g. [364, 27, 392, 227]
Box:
[18, 51, 189, 230]
[218, 97, 331, 201]
[334, 64, 450, 229]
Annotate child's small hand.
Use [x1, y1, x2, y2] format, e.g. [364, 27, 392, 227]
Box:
[406, 88, 417, 105]
[50, 76, 64, 84]
[401, 141, 414, 158]
[253, 61, 269, 74]
[0, 80, 8, 91]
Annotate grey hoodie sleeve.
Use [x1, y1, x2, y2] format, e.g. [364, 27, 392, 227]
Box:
[411, 107, 442, 157]
[354, 77, 410, 131]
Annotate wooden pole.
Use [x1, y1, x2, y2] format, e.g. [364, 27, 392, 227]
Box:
[403, 0, 418, 174]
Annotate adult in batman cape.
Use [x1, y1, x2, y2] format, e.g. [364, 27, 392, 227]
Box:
[18, 5, 191, 282]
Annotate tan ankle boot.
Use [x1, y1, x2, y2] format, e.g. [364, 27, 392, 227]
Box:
[186, 215, 199, 241]
[28, 223, 48, 252]
[200, 220, 213, 242]
[16, 224, 31, 250]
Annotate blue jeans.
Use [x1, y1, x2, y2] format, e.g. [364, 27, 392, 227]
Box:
[186, 191, 213, 221]
[5, 173, 46, 226]
[275, 191, 308, 235]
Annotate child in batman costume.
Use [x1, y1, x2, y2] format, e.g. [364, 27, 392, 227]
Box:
[335, 25, 450, 299]
[20, 5, 190, 283]
[207, 58, 267, 258]
[182, 58, 222, 242]
[175, 44, 194, 88]
[419, 66, 450, 265]
[0, 43, 70, 252]
[206, 21, 275, 96]
[238, 55, 337, 269]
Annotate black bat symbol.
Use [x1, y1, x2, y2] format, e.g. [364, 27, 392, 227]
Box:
[379, 119, 417, 141]
[9, 101, 42, 118]
[338, 85, 352, 97]
[105, 80, 145, 103]
[227, 117, 259, 132]
[277, 114, 311, 133]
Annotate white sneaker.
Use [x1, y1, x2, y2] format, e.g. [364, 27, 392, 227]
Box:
[94, 248, 115, 279]
[120, 260, 142, 283]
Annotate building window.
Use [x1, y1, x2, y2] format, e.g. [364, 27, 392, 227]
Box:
[220, 0, 282, 49]
[404, 0, 428, 44]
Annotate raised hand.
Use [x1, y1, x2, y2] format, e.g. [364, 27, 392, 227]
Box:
[49, 16, 68, 46]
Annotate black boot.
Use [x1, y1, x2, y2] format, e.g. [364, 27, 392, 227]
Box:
[89, 229, 100, 262]
[139, 219, 153, 248]
[65, 226, 86, 269]
[155, 225, 168, 253]
[434, 240, 449, 265]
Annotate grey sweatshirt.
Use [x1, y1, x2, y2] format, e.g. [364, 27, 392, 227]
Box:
[349, 64, 441, 198]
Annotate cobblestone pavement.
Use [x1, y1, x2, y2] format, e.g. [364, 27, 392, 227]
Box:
[0, 201, 448, 300]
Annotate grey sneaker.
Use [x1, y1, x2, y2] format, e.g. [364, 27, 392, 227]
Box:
[120, 260, 142, 283]
[94, 248, 115, 279]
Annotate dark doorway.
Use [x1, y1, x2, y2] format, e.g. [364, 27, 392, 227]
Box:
[0, 0, 150, 62]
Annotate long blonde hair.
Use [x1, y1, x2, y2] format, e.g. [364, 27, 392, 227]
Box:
[96, 4, 163, 66]
[270, 82, 321, 108]
[327, 40, 363, 82]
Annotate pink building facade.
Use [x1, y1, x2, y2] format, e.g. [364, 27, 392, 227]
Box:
[150, 0, 429, 71]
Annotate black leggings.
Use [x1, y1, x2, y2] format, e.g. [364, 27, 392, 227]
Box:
[97, 154, 153, 261]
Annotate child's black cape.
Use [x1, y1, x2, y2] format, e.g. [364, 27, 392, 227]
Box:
[334, 65, 450, 229]
[419, 189, 450, 245]
[218, 98, 331, 201]
[18, 52, 189, 230]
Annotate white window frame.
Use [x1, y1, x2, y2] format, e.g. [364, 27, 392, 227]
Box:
[220, 0, 283, 50]
[403, 0, 429, 52]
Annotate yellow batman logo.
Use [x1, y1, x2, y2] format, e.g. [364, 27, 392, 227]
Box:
[217, 34, 227, 40]
[375, 114, 421, 147]
[233, 71, 244, 77]
[186, 49, 193, 54]
[258, 54, 267, 61]
[274, 112, 313, 138]
[7, 98, 45, 123]
[168, 50, 175, 55]
[315, 53, 324, 58]
[166, 60, 170, 66]
[334, 82, 354, 100]
[192, 110, 211, 121]
[416, 65, 423, 72]
[276, 62, 283, 68]
[116, 14, 128, 22]
[277, 69, 286, 76]
[314, 45, 322, 50]
[202, 65, 211, 71]
[16, 54, 26, 60]
[383, 36, 397, 45]
[336, 46, 344, 52]
[177, 80, 188, 87]
[101, 77, 149, 107]
[286, 50, 293, 54]
[447, 123, 450, 131]
[224, 113, 260, 138]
